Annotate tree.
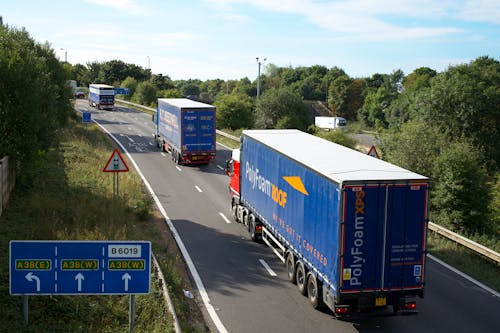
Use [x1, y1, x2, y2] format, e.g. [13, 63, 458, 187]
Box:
[432, 142, 492, 234]
[379, 120, 447, 177]
[413, 57, 500, 171]
[120, 77, 138, 100]
[358, 87, 391, 128]
[254, 87, 310, 130]
[328, 75, 351, 116]
[151, 73, 174, 90]
[214, 93, 254, 130]
[403, 67, 436, 91]
[132, 81, 157, 106]
[0, 22, 72, 163]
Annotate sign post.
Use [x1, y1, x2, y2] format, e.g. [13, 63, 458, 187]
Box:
[10, 240, 151, 329]
[103, 149, 129, 198]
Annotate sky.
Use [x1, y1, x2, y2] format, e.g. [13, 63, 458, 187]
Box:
[1, 0, 499, 81]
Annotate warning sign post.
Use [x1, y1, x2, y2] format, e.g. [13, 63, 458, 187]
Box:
[103, 149, 129, 198]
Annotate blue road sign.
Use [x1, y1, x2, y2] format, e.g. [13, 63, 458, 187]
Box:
[9, 241, 151, 295]
[114, 87, 130, 95]
[82, 111, 92, 123]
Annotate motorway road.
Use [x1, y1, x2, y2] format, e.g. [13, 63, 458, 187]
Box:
[76, 100, 499, 333]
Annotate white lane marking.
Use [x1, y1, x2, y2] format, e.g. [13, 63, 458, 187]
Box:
[259, 259, 277, 277]
[219, 212, 232, 224]
[93, 121, 228, 333]
[175, 166, 182, 172]
[216, 165, 224, 171]
[148, 142, 154, 146]
[126, 136, 134, 143]
[161, 152, 166, 157]
[427, 254, 500, 298]
[195, 185, 203, 193]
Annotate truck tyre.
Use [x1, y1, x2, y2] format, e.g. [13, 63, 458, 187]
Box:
[286, 253, 296, 283]
[231, 202, 238, 222]
[296, 262, 307, 296]
[249, 214, 258, 242]
[307, 275, 322, 309]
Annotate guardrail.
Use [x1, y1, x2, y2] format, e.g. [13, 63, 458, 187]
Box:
[115, 99, 156, 113]
[116, 98, 500, 265]
[152, 253, 181, 333]
[428, 222, 500, 264]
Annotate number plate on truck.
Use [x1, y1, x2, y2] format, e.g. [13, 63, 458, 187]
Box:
[375, 297, 387, 306]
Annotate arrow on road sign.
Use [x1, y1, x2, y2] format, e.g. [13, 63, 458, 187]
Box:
[25, 272, 40, 292]
[122, 273, 131, 291]
[75, 273, 84, 292]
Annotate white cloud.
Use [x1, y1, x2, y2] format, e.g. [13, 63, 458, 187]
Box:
[206, 0, 496, 40]
[459, 0, 500, 24]
[84, 0, 150, 15]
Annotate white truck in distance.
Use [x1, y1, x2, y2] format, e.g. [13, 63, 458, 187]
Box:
[315, 116, 347, 131]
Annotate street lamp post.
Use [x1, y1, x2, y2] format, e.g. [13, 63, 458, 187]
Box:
[256, 57, 266, 98]
[60, 48, 67, 62]
[147, 56, 150, 69]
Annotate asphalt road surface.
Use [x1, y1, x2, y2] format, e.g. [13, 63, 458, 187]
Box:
[76, 100, 499, 333]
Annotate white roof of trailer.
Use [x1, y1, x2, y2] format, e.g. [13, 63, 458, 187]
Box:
[89, 84, 114, 88]
[158, 98, 214, 109]
[242, 129, 428, 183]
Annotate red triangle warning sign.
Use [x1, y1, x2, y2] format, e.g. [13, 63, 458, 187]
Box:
[103, 149, 129, 172]
[367, 145, 380, 159]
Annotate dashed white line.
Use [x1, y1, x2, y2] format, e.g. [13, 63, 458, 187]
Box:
[126, 136, 134, 143]
[216, 165, 224, 171]
[175, 166, 182, 172]
[218, 212, 232, 224]
[259, 259, 277, 276]
[161, 152, 167, 157]
[195, 185, 203, 193]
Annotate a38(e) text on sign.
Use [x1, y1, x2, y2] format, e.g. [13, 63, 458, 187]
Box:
[9, 240, 151, 295]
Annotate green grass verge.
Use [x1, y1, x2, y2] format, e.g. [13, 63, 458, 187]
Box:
[0, 115, 206, 332]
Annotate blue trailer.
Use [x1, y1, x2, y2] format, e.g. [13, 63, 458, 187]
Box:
[89, 84, 114, 110]
[227, 129, 429, 316]
[155, 98, 216, 165]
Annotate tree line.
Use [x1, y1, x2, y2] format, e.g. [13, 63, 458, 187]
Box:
[0, 19, 73, 165]
[1, 16, 498, 243]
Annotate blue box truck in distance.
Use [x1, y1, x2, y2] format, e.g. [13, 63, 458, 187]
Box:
[155, 98, 216, 165]
[227, 129, 429, 316]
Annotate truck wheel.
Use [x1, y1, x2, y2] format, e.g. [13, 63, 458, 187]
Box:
[296, 262, 307, 296]
[231, 202, 239, 222]
[307, 275, 322, 309]
[249, 215, 258, 242]
[286, 253, 296, 283]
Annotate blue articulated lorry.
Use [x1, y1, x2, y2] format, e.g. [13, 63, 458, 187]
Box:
[155, 98, 216, 165]
[227, 129, 429, 316]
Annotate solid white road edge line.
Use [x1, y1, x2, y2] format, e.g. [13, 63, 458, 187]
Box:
[427, 254, 499, 298]
[218, 212, 232, 224]
[195, 185, 203, 193]
[93, 120, 229, 333]
[259, 259, 277, 277]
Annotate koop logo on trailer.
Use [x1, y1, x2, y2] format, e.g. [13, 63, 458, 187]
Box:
[9, 240, 151, 295]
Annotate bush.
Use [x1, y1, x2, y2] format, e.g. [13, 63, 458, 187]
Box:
[431, 142, 492, 234]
